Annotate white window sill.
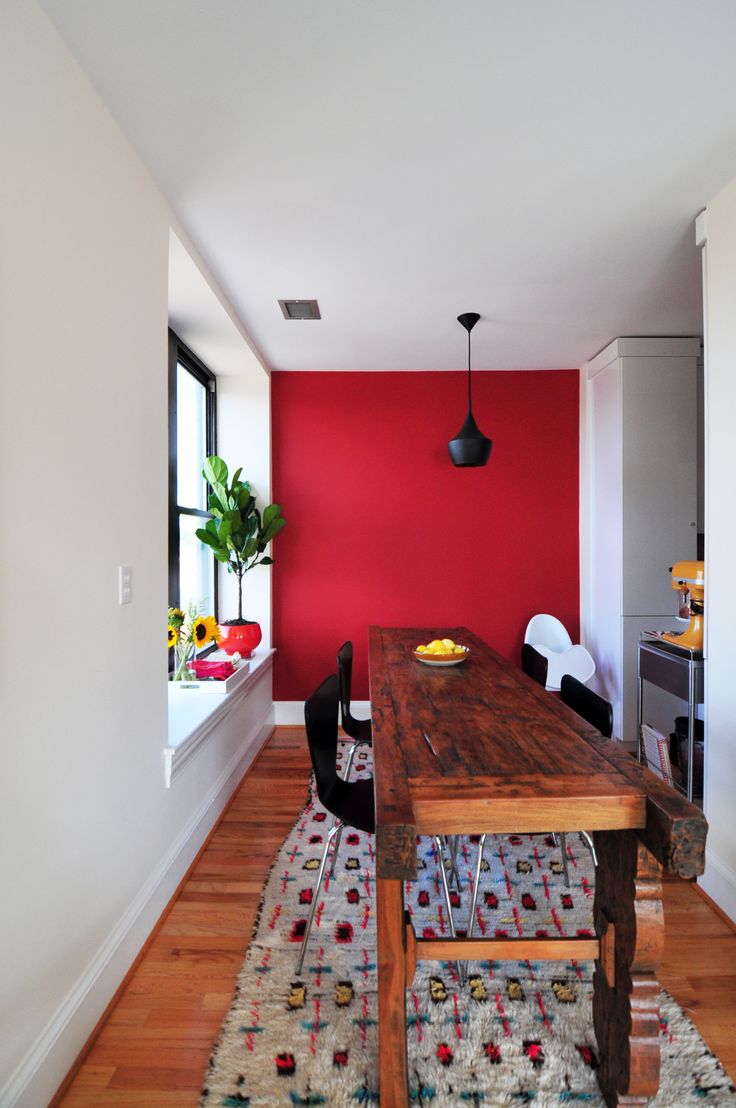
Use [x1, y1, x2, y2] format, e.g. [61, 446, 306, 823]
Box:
[165, 648, 274, 786]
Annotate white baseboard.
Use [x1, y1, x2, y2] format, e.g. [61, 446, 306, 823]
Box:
[274, 700, 303, 725]
[274, 700, 371, 725]
[1, 704, 274, 1108]
[699, 848, 736, 926]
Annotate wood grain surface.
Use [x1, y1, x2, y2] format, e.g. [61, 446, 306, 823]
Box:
[376, 877, 409, 1102]
[506, 652, 708, 878]
[369, 626, 645, 878]
[369, 626, 708, 1106]
[369, 626, 706, 879]
[593, 830, 665, 1107]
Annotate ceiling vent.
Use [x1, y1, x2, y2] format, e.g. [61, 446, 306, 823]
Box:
[278, 299, 321, 320]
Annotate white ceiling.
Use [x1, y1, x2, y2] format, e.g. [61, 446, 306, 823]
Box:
[39, 0, 736, 371]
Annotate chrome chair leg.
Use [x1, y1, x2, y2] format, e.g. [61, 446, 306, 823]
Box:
[559, 831, 571, 887]
[441, 835, 461, 889]
[461, 832, 487, 986]
[328, 819, 344, 878]
[329, 739, 363, 877]
[448, 835, 462, 890]
[579, 830, 598, 867]
[296, 821, 340, 974]
[433, 836, 460, 981]
[466, 833, 487, 937]
[341, 739, 359, 782]
[338, 736, 371, 783]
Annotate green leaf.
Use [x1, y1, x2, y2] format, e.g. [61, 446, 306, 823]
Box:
[196, 529, 220, 550]
[228, 521, 244, 541]
[261, 516, 286, 543]
[262, 503, 282, 528]
[196, 459, 285, 574]
[203, 456, 228, 486]
[212, 480, 229, 507]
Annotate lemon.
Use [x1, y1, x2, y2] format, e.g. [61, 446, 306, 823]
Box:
[416, 645, 427, 653]
[428, 639, 445, 652]
[442, 638, 456, 651]
[453, 645, 465, 654]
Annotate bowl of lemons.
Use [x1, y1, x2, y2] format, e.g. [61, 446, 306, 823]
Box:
[413, 637, 469, 666]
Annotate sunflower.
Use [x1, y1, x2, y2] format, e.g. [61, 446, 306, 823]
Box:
[193, 615, 222, 647]
[168, 606, 185, 629]
[167, 625, 179, 649]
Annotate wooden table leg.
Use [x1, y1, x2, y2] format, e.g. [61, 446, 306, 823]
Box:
[376, 876, 409, 1105]
[593, 830, 664, 1107]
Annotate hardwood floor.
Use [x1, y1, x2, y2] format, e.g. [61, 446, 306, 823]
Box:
[659, 878, 736, 1078]
[56, 727, 736, 1105]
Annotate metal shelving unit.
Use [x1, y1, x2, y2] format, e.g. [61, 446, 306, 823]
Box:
[636, 636, 704, 803]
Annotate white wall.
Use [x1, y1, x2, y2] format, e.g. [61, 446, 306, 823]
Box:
[585, 352, 623, 733]
[581, 338, 699, 750]
[217, 372, 273, 641]
[0, 4, 272, 1103]
[698, 182, 736, 921]
[168, 227, 274, 645]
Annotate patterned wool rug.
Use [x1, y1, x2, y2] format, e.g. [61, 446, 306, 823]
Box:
[201, 745, 735, 1107]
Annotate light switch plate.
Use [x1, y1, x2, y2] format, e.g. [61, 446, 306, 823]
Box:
[118, 565, 132, 605]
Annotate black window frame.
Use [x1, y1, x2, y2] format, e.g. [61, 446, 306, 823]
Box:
[168, 328, 218, 618]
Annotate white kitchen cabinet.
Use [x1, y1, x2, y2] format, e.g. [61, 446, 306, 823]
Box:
[583, 337, 699, 747]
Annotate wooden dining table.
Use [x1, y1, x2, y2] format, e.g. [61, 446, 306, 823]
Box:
[368, 626, 707, 1107]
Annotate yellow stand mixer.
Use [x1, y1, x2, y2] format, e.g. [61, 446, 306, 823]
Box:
[661, 560, 705, 652]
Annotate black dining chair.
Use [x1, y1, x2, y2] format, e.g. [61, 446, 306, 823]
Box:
[557, 673, 614, 873]
[520, 641, 587, 879]
[337, 640, 373, 777]
[337, 641, 463, 890]
[297, 674, 458, 975]
[330, 642, 374, 875]
[560, 674, 614, 738]
[521, 642, 549, 687]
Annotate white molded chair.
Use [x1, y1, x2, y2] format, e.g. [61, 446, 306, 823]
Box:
[524, 614, 573, 653]
[524, 614, 595, 692]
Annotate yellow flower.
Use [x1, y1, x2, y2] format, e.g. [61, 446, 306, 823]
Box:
[167, 625, 178, 649]
[193, 615, 221, 647]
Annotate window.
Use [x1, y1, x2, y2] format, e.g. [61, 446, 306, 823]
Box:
[168, 330, 217, 614]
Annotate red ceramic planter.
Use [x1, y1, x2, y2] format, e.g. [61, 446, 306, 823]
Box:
[219, 621, 262, 657]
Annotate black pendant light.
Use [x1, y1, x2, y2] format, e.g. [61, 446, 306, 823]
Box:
[448, 312, 493, 467]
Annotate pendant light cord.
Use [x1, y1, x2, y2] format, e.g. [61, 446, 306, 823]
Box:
[467, 329, 473, 413]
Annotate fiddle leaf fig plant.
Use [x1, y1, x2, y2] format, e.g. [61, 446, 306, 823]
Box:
[195, 456, 286, 622]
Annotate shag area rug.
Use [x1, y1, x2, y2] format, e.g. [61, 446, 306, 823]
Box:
[202, 745, 735, 1106]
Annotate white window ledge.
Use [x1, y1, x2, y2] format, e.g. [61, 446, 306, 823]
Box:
[165, 648, 274, 786]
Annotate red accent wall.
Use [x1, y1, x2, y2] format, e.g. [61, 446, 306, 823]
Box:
[271, 370, 579, 701]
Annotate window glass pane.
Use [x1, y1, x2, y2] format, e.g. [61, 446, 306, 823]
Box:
[179, 513, 215, 614]
[177, 364, 207, 510]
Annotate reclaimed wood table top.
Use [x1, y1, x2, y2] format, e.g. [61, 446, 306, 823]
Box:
[369, 625, 707, 1106]
[369, 626, 706, 880]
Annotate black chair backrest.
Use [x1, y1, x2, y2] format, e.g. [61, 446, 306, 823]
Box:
[336, 640, 354, 724]
[305, 673, 375, 833]
[560, 674, 613, 738]
[521, 643, 548, 687]
[304, 674, 341, 811]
